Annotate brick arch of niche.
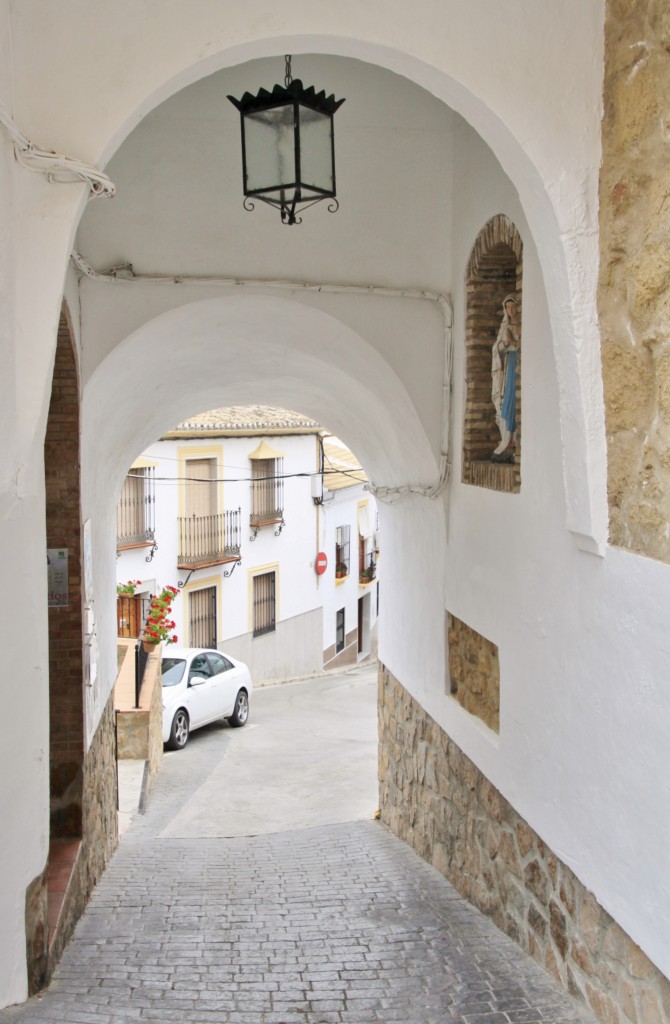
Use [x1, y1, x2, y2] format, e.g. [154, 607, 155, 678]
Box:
[45, 306, 84, 842]
[463, 214, 523, 493]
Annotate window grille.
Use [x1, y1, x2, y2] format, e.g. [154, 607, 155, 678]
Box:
[253, 571, 276, 637]
[116, 467, 155, 548]
[336, 608, 345, 653]
[251, 458, 284, 525]
[335, 525, 350, 575]
[189, 586, 217, 648]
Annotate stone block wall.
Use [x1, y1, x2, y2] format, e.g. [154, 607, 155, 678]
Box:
[378, 664, 670, 1024]
[116, 645, 164, 794]
[599, 0, 670, 561]
[447, 612, 500, 731]
[48, 695, 118, 969]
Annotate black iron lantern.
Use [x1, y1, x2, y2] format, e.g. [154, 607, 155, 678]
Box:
[228, 56, 345, 225]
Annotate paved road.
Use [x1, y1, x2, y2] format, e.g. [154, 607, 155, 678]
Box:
[1, 666, 596, 1024]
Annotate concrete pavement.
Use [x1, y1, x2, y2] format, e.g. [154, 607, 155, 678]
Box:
[1, 665, 596, 1024]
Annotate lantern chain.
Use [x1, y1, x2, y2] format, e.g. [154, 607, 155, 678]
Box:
[284, 55, 292, 88]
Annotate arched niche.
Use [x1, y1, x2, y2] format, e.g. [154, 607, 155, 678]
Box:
[462, 215, 523, 493]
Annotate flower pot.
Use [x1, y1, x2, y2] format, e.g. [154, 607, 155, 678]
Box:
[142, 640, 159, 654]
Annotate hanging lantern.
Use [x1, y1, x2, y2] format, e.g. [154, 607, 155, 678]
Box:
[228, 56, 345, 225]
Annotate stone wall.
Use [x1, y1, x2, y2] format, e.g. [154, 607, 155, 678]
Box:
[446, 612, 500, 732]
[378, 664, 670, 1024]
[116, 644, 164, 794]
[47, 694, 118, 972]
[599, 1, 670, 560]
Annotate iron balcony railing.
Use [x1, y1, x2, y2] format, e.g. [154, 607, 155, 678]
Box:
[177, 509, 242, 569]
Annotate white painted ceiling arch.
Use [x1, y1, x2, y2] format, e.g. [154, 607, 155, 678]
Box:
[40, 3, 608, 549]
[83, 293, 440, 505]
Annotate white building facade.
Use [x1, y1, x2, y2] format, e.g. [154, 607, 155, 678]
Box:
[116, 411, 378, 683]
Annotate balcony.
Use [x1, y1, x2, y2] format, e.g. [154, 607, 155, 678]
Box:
[116, 467, 156, 550]
[178, 509, 242, 570]
[250, 455, 285, 538]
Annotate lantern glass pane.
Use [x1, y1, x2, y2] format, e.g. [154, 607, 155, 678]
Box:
[243, 104, 296, 192]
[298, 107, 334, 193]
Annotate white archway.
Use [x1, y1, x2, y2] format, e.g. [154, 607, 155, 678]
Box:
[83, 32, 605, 552]
[16, 13, 606, 551]
[83, 294, 448, 724]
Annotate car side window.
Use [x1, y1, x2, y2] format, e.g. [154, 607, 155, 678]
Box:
[189, 654, 212, 681]
[206, 652, 233, 675]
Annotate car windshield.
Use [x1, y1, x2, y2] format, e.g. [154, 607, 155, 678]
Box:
[162, 658, 186, 687]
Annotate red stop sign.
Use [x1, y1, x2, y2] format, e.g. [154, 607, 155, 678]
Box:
[315, 551, 328, 575]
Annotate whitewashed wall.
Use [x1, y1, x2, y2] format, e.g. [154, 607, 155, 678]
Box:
[320, 484, 379, 658]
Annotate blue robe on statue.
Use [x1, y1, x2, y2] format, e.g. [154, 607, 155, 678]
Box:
[500, 349, 517, 433]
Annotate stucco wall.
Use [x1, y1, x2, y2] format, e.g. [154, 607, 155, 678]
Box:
[223, 607, 324, 684]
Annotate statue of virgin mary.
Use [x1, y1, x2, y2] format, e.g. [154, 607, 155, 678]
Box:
[491, 294, 519, 462]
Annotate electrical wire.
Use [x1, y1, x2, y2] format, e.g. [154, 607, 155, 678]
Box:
[73, 252, 453, 501]
[0, 102, 114, 198]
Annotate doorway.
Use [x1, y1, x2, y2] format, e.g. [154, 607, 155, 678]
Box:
[358, 593, 371, 659]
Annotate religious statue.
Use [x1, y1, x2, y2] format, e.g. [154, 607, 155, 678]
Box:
[491, 293, 519, 463]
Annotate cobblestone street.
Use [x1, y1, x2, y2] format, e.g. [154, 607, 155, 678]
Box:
[1, 670, 597, 1024]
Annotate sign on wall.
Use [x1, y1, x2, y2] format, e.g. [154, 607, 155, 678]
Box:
[47, 548, 69, 607]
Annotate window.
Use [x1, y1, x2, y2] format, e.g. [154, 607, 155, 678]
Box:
[253, 571, 276, 637]
[357, 503, 375, 583]
[250, 456, 284, 524]
[336, 608, 345, 653]
[116, 467, 155, 548]
[207, 652, 234, 674]
[335, 525, 350, 577]
[185, 458, 216, 518]
[188, 586, 217, 648]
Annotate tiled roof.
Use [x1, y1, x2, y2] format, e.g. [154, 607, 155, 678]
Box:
[322, 437, 367, 490]
[165, 405, 321, 435]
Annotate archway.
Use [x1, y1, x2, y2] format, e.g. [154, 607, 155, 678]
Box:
[82, 294, 447, 723]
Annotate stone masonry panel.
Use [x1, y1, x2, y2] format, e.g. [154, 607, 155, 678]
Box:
[447, 612, 500, 732]
[378, 664, 670, 1024]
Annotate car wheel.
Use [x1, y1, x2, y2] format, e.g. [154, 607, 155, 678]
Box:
[167, 708, 189, 749]
[228, 689, 249, 728]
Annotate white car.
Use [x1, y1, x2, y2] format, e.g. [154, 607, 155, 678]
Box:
[161, 647, 252, 750]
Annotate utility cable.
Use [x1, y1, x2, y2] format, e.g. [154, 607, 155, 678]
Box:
[0, 102, 114, 198]
[72, 252, 453, 501]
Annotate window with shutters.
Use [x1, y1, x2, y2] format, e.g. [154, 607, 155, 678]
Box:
[178, 455, 241, 569]
[336, 608, 345, 653]
[188, 585, 217, 648]
[253, 571, 276, 637]
[116, 467, 155, 549]
[249, 441, 285, 534]
[251, 458, 284, 526]
[335, 525, 350, 578]
[357, 502, 376, 584]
